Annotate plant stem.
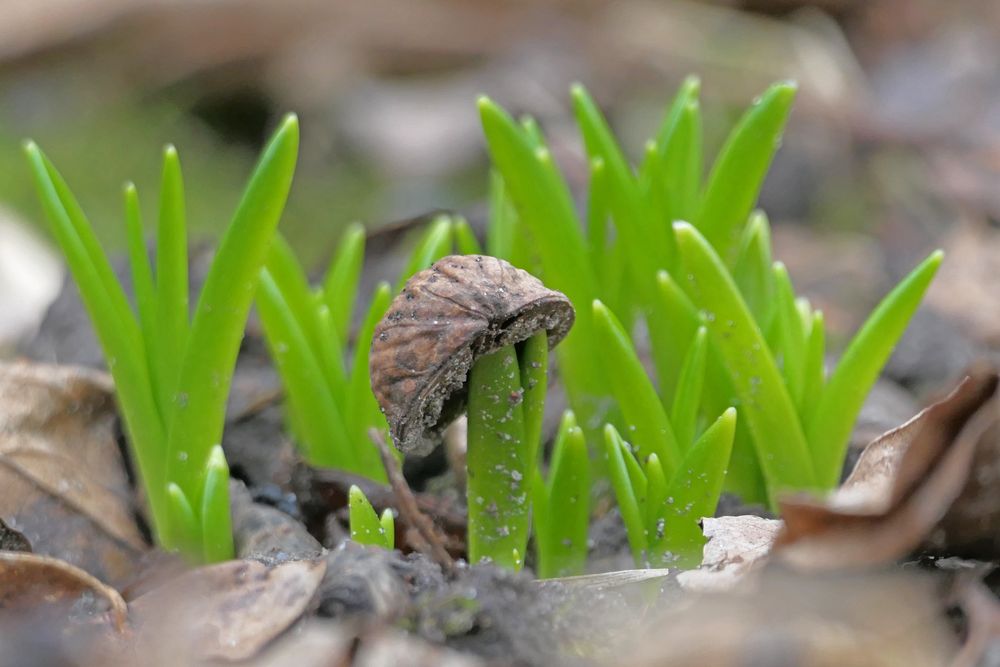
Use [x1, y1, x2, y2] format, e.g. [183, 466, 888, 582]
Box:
[466, 344, 531, 569]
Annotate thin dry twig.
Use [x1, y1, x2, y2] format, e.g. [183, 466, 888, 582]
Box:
[369, 428, 455, 572]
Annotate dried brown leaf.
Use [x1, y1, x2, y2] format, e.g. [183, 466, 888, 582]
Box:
[0, 551, 127, 630]
[676, 516, 783, 592]
[0, 361, 147, 584]
[775, 367, 1000, 569]
[130, 558, 327, 662]
[626, 571, 957, 667]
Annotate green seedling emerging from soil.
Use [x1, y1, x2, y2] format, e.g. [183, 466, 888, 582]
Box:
[257, 215, 480, 480]
[370, 255, 574, 572]
[531, 410, 591, 578]
[480, 78, 941, 511]
[348, 484, 395, 550]
[24, 115, 300, 562]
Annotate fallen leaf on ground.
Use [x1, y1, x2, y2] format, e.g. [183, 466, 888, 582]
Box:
[0, 361, 147, 584]
[130, 558, 327, 662]
[676, 516, 783, 591]
[626, 571, 956, 667]
[775, 367, 999, 569]
[0, 551, 127, 630]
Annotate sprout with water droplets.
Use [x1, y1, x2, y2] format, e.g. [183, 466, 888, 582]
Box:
[25, 115, 301, 562]
[370, 255, 574, 570]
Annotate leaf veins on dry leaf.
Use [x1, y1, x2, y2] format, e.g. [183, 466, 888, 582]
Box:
[0, 361, 147, 584]
[774, 365, 999, 570]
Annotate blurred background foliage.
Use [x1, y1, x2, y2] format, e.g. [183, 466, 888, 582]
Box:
[1, 0, 998, 355]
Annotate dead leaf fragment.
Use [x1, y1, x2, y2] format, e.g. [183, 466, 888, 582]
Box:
[775, 367, 1000, 569]
[626, 571, 956, 667]
[0, 361, 147, 584]
[0, 551, 127, 630]
[676, 516, 783, 591]
[131, 558, 327, 662]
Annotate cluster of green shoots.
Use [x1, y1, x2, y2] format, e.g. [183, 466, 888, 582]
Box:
[31, 75, 940, 575]
[256, 214, 481, 481]
[25, 115, 300, 562]
[480, 78, 941, 567]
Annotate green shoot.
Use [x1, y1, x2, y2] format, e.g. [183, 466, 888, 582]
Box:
[466, 333, 547, 570]
[605, 408, 735, 569]
[25, 114, 300, 561]
[349, 485, 394, 550]
[480, 78, 941, 517]
[257, 215, 473, 479]
[532, 411, 590, 578]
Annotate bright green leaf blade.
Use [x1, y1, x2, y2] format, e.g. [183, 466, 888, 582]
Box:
[479, 97, 604, 432]
[200, 445, 234, 562]
[697, 82, 796, 263]
[349, 485, 391, 549]
[453, 217, 483, 255]
[346, 283, 394, 480]
[661, 99, 702, 225]
[586, 157, 609, 281]
[322, 221, 366, 349]
[537, 416, 590, 578]
[379, 509, 395, 550]
[604, 424, 648, 566]
[467, 345, 529, 570]
[165, 114, 299, 497]
[808, 250, 943, 487]
[644, 453, 668, 542]
[674, 222, 815, 502]
[571, 84, 670, 294]
[651, 408, 736, 567]
[732, 211, 775, 326]
[154, 145, 190, 408]
[165, 482, 199, 558]
[478, 96, 596, 311]
[396, 216, 452, 290]
[800, 310, 826, 427]
[671, 326, 708, 448]
[593, 300, 681, 474]
[124, 182, 160, 412]
[518, 332, 547, 470]
[33, 148, 141, 346]
[257, 269, 359, 471]
[655, 75, 700, 150]
[648, 270, 702, 409]
[773, 262, 806, 408]
[25, 142, 169, 533]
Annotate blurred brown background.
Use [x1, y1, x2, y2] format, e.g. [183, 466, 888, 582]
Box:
[1, 0, 998, 367]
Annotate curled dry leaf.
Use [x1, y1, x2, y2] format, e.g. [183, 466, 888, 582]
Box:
[775, 367, 1000, 570]
[130, 558, 327, 662]
[370, 255, 574, 454]
[0, 551, 127, 630]
[0, 361, 147, 584]
[676, 516, 783, 592]
[625, 571, 956, 667]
